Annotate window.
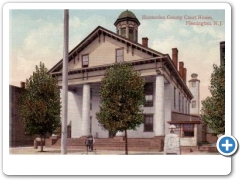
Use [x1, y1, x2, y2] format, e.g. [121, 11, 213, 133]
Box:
[90, 88, 93, 100]
[192, 81, 196, 87]
[179, 93, 181, 111]
[185, 100, 187, 114]
[192, 100, 196, 108]
[116, 48, 124, 62]
[90, 116, 92, 134]
[129, 27, 134, 41]
[183, 124, 194, 137]
[182, 96, 184, 113]
[121, 27, 126, 37]
[144, 83, 153, 107]
[82, 54, 89, 68]
[136, 30, 138, 42]
[174, 87, 176, 108]
[144, 115, 153, 132]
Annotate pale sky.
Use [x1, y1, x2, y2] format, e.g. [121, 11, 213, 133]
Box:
[9, 9, 225, 104]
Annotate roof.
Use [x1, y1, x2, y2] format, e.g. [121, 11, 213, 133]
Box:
[49, 26, 164, 73]
[188, 78, 200, 82]
[48, 26, 194, 100]
[114, 10, 140, 26]
[170, 112, 202, 124]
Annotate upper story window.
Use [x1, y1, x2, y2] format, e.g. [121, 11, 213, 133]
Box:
[82, 54, 89, 68]
[192, 100, 196, 108]
[192, 81, 196, 87]
[144, 82, 153, 107]
[179, 92, 181, 111]
[121, 27, 126, 38]
[116, 48, 124, 62]
[174, 87, 176, 108]
[182, 96, 184, 113]
[129, 27, 134, 41]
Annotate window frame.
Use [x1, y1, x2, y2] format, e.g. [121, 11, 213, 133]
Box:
[129, 27, 134, 41]
[82, 54, 89, 68]
[144, 82, 154, 107]
[192, 100, 196, 108]
[115, 48, 124, 63]
[182, 124, 194, 137]
[174, 87, 176, 108]
[121, 27, 126, 37]
[144, 114, 153, 132]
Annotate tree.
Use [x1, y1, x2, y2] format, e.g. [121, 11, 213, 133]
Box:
[19, 62, 61, 152]
[201, 63, 225, 135]
[96, 62, 145, 155]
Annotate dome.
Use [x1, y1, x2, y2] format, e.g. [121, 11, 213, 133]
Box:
[118, 10, 137, 19]
[114, 10, 140, 26]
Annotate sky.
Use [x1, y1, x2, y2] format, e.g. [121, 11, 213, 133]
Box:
[9, 8, 225, 104]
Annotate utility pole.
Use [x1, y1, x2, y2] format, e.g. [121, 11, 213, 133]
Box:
[61, 9, 69, 154]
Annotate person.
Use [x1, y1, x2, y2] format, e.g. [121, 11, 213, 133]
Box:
[85, 134, 95, 152]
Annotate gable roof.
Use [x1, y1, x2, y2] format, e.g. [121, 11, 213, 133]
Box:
[49, 26, 165, 73]
[49, 26, 193, 99]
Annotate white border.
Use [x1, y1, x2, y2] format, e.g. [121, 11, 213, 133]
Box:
[3, 2, 232, 176]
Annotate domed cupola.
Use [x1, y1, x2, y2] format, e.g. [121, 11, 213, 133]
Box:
[114, 10, 140, 42]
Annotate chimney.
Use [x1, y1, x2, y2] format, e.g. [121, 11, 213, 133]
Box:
[20, 81, 25, 89]
[179, 62, 184, 79]
[142, 37, 148, 48]
[172, 48, 178, 70]
[183, 68, 187, 84]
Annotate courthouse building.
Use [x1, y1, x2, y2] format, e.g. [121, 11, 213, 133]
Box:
[49, 10, 203, 148]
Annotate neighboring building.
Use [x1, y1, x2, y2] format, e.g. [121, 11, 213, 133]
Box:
[9, 83, 36, 147]
[49, 10, 203, 148]
[220, 41, 225, 65]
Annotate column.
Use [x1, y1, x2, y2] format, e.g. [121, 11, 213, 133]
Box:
[126, 25, 129, 39]
[82, 84, 90, 136]
[154, 75, 165, 136]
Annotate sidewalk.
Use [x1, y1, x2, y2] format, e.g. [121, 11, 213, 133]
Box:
[9, 146, 220, 155]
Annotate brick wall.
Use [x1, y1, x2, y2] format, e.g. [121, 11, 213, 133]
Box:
[206, 133, 218, 143]
[9, 85, 37, 147]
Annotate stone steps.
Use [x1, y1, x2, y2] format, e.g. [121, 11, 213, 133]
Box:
[46, 137, 164, 151]
[199, 145, 218, 152]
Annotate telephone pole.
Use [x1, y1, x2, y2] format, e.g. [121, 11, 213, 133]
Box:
[61, 9, 69, 154]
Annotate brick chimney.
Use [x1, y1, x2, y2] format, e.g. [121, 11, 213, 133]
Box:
[172, 48, 178, 70]
[142, 37, 148, 48]
[179, 62, 184, 79]
[183, 68, 187, 84]
[20, 81, 25, 89]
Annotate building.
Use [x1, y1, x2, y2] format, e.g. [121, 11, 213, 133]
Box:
[49, 10, 202, 150]
[220, 41, 225, 65]
[9, 83, 37, 147]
